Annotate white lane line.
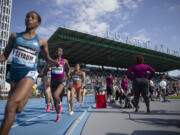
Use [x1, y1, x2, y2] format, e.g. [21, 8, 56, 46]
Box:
[12, 113, 48, 128]
[65, 104, 95, 135]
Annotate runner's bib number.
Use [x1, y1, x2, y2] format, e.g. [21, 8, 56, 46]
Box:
[13, 48, 36, 63]
[72, 75, 80, 81]
[51, 64, 63, 74]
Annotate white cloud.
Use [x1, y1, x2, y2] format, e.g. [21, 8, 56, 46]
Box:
[71, 22, 91, 33]
[93, 0, 119, 12]
[133, 29, 151, 41]
[111, 12, 130, 34]
[77, 0, 119, 21]
[122, 13, 129, 21]
[37, 25, 57, 39]
[122, 0, 141, 9]
[49, 9, 62, 16]
[71, 20, 109, 37]
[108, 0, 143, 36]
[112, 24, 124, 33]
[54, 0, 77, 6]
[68, 0, 119, 36]
[38, 0, 142, 39]
[41, 0, 120, 37]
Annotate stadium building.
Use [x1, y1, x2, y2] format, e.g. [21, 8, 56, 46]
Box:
[47, 27, 180, 73]
[0, 0, 12, 89]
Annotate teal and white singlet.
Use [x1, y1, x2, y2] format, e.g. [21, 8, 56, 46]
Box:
[10, 33, 40, 82]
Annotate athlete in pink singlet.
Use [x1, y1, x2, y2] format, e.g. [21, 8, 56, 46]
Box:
[44, 48, 71, 122]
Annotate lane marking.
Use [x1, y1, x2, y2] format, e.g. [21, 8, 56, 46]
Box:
[12, 113, 47, 128]
[65, 104, 95, 135]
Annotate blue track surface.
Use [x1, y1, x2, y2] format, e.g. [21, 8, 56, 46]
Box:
[0, 96, 95, 135]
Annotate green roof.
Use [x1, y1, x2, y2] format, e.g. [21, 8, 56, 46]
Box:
[48, 27, 180, 72]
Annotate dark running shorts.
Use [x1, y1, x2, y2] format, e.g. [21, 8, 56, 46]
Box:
[107, 86, 113, 95]
[132, 78, 149, 101]
[51, 79, 65, 91]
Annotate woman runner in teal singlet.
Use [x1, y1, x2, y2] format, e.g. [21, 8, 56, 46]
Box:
[0, 11, 58, 135]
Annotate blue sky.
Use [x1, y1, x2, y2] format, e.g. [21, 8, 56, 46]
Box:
[10, 0, 180, 75]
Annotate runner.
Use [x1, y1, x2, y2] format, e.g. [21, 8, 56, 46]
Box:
[69, 63, 85, 115]
[0, 11, 58, 135]
[126, 55, 155, 113]
[44, 47, 71, 122]
[42, 66, 55, 112]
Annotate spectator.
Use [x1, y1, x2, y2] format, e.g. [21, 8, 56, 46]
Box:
[126, 55, 155, 113]
[121, 75, 128, 94]
[159, 76, 167, 102]
[149, 79, 154, 101]
[106, 74, 114, 103]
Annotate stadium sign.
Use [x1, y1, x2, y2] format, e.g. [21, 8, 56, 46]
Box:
[105, 30, 179, 57]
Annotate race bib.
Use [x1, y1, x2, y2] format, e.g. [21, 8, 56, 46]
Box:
[72, 75, 80, 81]
[26, 71, 39, 80]
[51, 64, 63, 74]
[13, 48, 36, 63]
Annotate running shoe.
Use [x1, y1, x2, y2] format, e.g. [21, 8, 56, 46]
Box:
[46, 105, 50, 112]
[52, 105, 55, 111]
[69, 111, 74, 115]
[80, 103, 83, 107]
[56, 114, 61, 122]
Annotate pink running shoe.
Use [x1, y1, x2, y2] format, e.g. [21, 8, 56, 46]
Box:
[52, 105, 55, 111]
[46, 105, 50, 112]
[56, 114, 61, 122]
[80, 103, 83, 107]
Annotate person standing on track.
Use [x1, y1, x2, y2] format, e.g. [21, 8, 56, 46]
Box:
[126, 55, 155, 113]
[69, 63, 85, 115]
[0, 11, 58, 135]
[44, 47, 71, 122]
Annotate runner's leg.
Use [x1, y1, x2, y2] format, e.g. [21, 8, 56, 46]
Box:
[0, 78, 34, 135]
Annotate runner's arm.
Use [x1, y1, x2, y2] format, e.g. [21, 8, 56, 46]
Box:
[42, 63, 50, 76]
[40, 38, 58, 66]
[81, 72, 86, 88]
[64, 59, 71, 78]
[0, 33, 16, 62]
